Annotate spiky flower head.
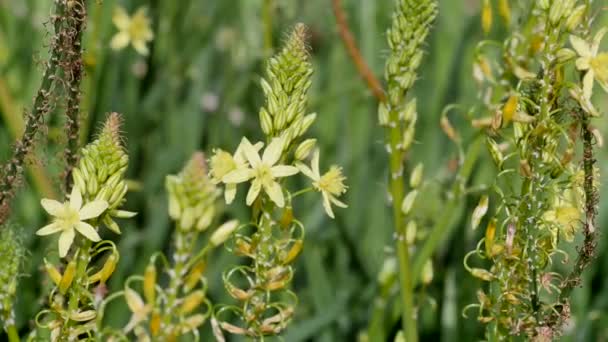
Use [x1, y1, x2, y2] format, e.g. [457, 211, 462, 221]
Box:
[0, 225, 24, 329]
[385, 0, 438, 105]
[166, 152, 220, 231]
[259, 23, 314, 147]
[71, 113, 134, 234]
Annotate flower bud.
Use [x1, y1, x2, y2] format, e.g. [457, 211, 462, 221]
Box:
[295, 139, 316, 160]
[470, 268, 495, 281]
[401, 190, 418, 215]
[409, 163, 423, 188]
[378, 102, 390, 126]
[482, 0, 493, 35]
[69, 310, 97, 322]
[210, 220, 239, 247]
[298, 113, 317, 136]
[401, 126, 415, 151]
[486, 137, 504, 169]
[184, 260, 207, 292]
[502, 94, 518, 126]
[566, 5, 586, 31]
[471, 195, 489, 230]
[260, 108, 273, 135]
[421, 260, 433, 285]
[44, 259, 62, 286]
[400, 99, 417, 123]
[406, 221, 417, 245]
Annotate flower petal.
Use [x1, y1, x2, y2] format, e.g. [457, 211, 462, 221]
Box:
[222, 168, 254, 184]
[575, 57, 590, 71]
[58, 228, 76, 258]
[36, 223, 62, 236]
[271, 165, 299, 178]
[263, 181, 285, 208]
[312, 149, 320, 178]
[330, 196, 348, 208]
[296, 162, 318, 181]
[583, 70, 595, 100]
[240, 138, 261, 168]
[132, 39, 149, 56]
[225, 184, 237, 204]
[262, 137, 284, 166]
[570, 35, 591, 57]
[112, 6, 131, 30]
[79, 200, 109, 220]
[70, 186, 83, 211]
[321, 193, 335, 219]
[592, 27, 608, 55]
[110, 32, 131, 51]
[41, 199, 65, 217]
[246, 179, 262, 206]
[75, 222, 101, 242]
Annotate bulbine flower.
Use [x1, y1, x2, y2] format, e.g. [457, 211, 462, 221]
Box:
[123, 287, 152, 333]
[210, 142, 262, 204]
[222, 137, 298, 208]
[296, 150, 348, 218]
[36, 186, 108, 257]
[110, 6, 154, 56]
[570, 28, 608, 99]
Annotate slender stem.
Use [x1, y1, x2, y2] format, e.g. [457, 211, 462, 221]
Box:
[262, 0, 274, 56]
[63, 0, 87, 190]
[332, 0, 386, 102]
[387, 112, 416, 342]
[6, 324, 20, 342]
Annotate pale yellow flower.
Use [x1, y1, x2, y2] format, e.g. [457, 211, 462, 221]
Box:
[209, 142, 263, 204]
[222, 137, 298, 207]
[123, 288, 151, 333]
[296, 149, 348, 218]
[36, 186, 108, 258]
[110, 6, 154, 56]
[570, 28, 608, 99]
[543, 190, 581, 242]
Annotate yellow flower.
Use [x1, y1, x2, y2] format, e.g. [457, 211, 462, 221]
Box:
[222, 137, 298, 208]
[36, 186, 108, 258]
[543, 190, 581, 242]
[209, 142, 263, 204]
[123, 287, 151, 333]
[296, 149, 348, 218]
[570, 28, 608, 99]
[110, 6, 154, 56]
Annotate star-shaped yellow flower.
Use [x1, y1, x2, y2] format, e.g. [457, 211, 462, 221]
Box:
[36, 186, 108, 257]
[296, 149, 348, 218]
[570, 28, 608, 99]
[110, 6, 154, 56]
[222, 137, 298, 208]
[209, 142, 263, 204]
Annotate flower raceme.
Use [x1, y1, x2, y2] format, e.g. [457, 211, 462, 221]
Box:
[110, 6, 154, 56]
[296, 149, 348, 218]
[36, 186, 108, 257]
[221, 137, 299, 208]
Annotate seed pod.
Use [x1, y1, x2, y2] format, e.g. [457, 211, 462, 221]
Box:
[59, 259, 77, 294]
[150, 310, 161, 336]
[498, 0, 511, 25]
[486, 137, 504, 169]
[179, 290, 205, 314]
[69, 310, 97, 322]
[96, 253, 118, 284]
[144, 264, 157, 304]
[484, 219, 497, 256]
[502, 94, 518, 126]
[283, 240, 303, 264]
[184, 260, 207, 292]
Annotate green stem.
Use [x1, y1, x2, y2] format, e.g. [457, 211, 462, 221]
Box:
[411, 135, 483, 285]
[6, 324, 20, 342]
[386, 113, 416, 342]
[262, 0, 274, 56]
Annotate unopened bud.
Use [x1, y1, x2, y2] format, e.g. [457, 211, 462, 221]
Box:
[409, 163, 423, 188]
[260, 108, 273, 135]
[59, 260, 77, 294]
[470, 268, 495, 281]
[295, 139, 316, 160]
[210, 220, 239, 247]
[401, 190, 418, 215]
[422, 260, 433, 285]
[471, 195, 489, 230]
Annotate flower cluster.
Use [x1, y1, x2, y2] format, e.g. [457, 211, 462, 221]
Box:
[210, 24, 348, 339]
[465, 1, 602, 338]
[33, 113, 135, 341]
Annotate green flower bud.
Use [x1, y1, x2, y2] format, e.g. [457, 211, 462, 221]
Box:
[210, 220, 239, 247]
[401, 190, 418, 215]
[409, 163, 424, 188]
[260, 107, 274, 135]
[295, 139, 317, 160]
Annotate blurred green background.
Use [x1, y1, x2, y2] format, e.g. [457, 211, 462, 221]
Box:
[1, 0, 607, 340]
